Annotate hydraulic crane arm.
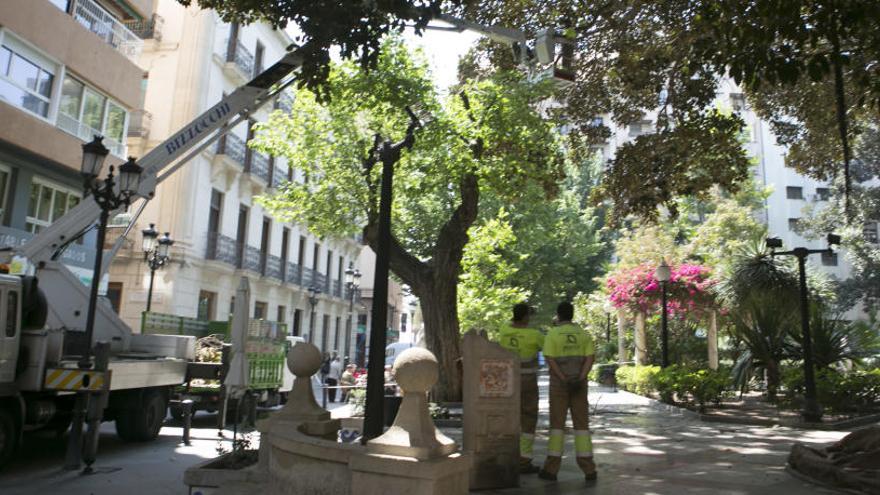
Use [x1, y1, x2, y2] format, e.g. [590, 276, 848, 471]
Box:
[19, 48, 306, 267]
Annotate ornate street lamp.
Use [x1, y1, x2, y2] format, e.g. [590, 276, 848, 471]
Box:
[79, 138, 142, 369]
[654, 259, 671, 368]
[767, 233, 840, 422]
[142, 224, 174, 312]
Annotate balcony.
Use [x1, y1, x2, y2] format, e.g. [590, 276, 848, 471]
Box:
[221, 39, 255, 83]
[127, 109, 152, 138]
[215, 132, 246, 167]
[272, 165, 288, 189]
[206, 232, 238, 266]
[301, 266, 316, 288]
[264, 254, 283, 280]
[333, 280, 342, 298]
[239, 244, 262, 273]
[285, 262, 302, 285]
[73, 0, 143, 63]
[245, 150, 271, 184]
[56, 112, 125, 158]
[276, 92, 294, 114]
[123, 13, 164, 42]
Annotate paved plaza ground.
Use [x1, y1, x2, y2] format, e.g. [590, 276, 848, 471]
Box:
[0, 375, 852, 494]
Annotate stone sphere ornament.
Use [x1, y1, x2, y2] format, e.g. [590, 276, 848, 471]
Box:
[288, 341, 321, 377]
[393, 347, 439, 393]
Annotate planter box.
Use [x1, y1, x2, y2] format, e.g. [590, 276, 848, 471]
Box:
[184, 450, 261, 495]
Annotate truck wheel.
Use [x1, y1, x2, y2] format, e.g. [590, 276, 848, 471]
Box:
[116, 389, 167, 442]
[0, 409, 19, 468]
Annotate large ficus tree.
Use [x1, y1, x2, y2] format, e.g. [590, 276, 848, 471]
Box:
[251, 39, 564, 400]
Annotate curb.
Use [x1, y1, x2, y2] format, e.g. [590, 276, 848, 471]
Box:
[700, 411, 880, 431]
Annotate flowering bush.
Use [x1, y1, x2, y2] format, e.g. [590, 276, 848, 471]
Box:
[606, 262, 717, 315]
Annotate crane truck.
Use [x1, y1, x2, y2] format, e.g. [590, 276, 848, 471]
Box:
[0, 13, 573, 468]
[0, 45, 309, 468]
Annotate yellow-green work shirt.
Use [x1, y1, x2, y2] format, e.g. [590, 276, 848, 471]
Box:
[543, 323, 594, 358]
[497, 324, 544, 361]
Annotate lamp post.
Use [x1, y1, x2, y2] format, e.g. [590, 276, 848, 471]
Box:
[654, 259, 671, 368]
[79, 137, 142, 369]
[142, 225, 174, 312]
[307, 286, 320, 345]
[766, 234, 839, 423]
[344, 262, 361, 361]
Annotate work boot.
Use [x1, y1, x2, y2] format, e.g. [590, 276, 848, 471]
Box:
[520, 462, 540, 474]
[578, 456, 597, 481]
[537, 469, 557, 481]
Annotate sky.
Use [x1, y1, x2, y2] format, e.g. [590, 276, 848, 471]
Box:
[402, 24, 481, 93]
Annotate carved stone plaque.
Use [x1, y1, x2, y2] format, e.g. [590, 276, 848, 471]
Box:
[479, 359, 514, 398]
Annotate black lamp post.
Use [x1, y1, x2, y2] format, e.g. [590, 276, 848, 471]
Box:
[142, 225, 174, 312]
[654, 259, 671, 368]
[766, 234, 840, 422]
[344, 261, 362, 311]
[79, 137, 142, 369]
[307, 286, 320, 344]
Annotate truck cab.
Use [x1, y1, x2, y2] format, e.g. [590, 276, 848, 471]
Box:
[0, 275, 21, 386]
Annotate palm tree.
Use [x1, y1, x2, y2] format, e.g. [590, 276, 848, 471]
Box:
[787, 301, 880, 369]
[721, 238, 800, 400]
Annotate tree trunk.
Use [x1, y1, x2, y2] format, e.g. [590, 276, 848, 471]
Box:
[766, 359, 780, 402]
[416, 272, 463, 402]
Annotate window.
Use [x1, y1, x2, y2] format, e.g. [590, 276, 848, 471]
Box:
[788, 218, 800, 232]
[821, 251, 838, 266]
[229, 296, 235, 316]
[321, 314, 330, 352]
[106, 282, 123, 314]
[254, 41, 264, 77]
[864, 222, 879, 244]
[277, 305, 286, 323]
[198, 290, 217, 320]
[816, 187, 831, 201]
[628, 120, 652, 137]
[57, 75, 128, 157]
[335, 316, 341, 350]
[0, 164, 11, 224]
[730, 93, 747, 112]
[786, 186, 804, 200]
[50, 0, 71, 12]
[254, 301, 268, 320]
[208, 189, 223, 234]
[26, 179, 81, 233]
[292, 309, 302, 336]
[0, 37, 55, 118]
[312, 243, 320, 272]
[6, 290, 17, 337]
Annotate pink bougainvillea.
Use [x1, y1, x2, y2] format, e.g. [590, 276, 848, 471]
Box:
[606, 263, 717, 317]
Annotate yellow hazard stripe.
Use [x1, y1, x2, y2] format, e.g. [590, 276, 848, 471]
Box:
[45, 369, 108, 391]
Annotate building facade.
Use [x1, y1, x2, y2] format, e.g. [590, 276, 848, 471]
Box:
[592, 80, 869, 282]
[0, 0, 154, 285]
[107, 0, 360, 358]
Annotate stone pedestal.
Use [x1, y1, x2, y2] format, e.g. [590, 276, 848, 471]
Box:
[462, 330, 520, 490]
[358, 347, 469, 495]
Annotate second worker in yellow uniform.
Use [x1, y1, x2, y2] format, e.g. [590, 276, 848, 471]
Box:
[497, 302, 544, 474]
[539, 301, 597, 482]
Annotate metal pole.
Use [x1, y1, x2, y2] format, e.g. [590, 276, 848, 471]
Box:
[79, 208, 109, 368]
[82, 342, 110, 474]
[363, 144, 394, 441]
[605, 313, 611, 342]
[182, 399, 193, 446]
[146, 265, 156, 312]
[63, 392, 88, 470]
[661, 281, 669, 368]
[796, 251, 822, 422]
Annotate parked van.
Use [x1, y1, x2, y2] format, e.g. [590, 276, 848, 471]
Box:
[385, 342, 415, 366]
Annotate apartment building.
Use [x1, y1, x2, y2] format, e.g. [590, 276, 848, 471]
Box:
[0, 0, 152, 287]
[592, 80, 870, 282]
[107, 0, 361, 357]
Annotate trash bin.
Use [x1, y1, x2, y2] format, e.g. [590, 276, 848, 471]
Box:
[383, 395, 402, 427]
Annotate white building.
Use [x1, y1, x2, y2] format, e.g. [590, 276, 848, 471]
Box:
[593, 81, 865, 282]
[108, 0, 360, 358]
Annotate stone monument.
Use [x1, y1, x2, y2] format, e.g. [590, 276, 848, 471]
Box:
[461, 330, 520, 489]
[351, 347, 470, 494]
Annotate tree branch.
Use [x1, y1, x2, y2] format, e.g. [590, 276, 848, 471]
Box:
[431, 172, 480, 276]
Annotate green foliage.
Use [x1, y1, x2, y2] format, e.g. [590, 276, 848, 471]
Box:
[786, 302, 880, 369]
[651, 366, 731, 412]
[458, 212, 530, 336]
[782, 368, 880, 414]
[615, 365, 660, 396]
[177, 0, 443, 98]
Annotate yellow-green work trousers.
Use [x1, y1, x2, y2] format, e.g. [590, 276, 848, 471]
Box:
[519, 372, 539, 466]
[542, 376, 595, 476]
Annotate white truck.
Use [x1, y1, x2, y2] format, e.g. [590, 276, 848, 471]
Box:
[0, 46, 309, 467]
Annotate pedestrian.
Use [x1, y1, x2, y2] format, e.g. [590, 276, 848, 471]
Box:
[496, 302, 544, 474]
[539, 301, 597, 482]
[340, 363, 356, 402]
[327, 353, 343, 402]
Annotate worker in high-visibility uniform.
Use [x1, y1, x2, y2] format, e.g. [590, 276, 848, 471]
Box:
[497, 302, 544, 474]
[539, 301, 596, 482]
